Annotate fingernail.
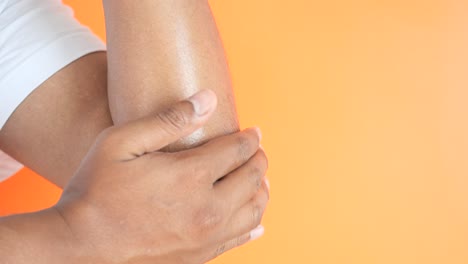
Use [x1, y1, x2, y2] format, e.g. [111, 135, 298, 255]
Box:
[264, 177, 270, 191]
[250, 225, 265, 241]
[188, 89, 216, 116]
[254, 127, 262, 141]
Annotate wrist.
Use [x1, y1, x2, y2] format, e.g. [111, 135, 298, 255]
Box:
[54, 195, 128, 264]
[53, 197, 110, 263]
[0, 208, 87, 264]
[54, 199, 153, 264]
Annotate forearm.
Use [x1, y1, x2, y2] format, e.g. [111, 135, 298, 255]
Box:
[0, 209, 83, 264]
[103, 0, 238, 150]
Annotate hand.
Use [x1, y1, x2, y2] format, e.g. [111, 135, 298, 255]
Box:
[54, 90, 270, 264]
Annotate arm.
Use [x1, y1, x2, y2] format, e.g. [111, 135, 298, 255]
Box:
[0, 1, 237, 187]
[0, 209, 79, 264]
[0, 53, 113, 187]
[103, 0, 239, 150]
[0, 94, 268, 263]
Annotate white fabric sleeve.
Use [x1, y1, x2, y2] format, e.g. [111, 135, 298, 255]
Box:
[0, 0, 106, 181]
[0, 150, 22, 182]
[0, 0, 106, 129]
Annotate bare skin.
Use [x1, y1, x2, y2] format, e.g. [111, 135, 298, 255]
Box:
[0, 92, 270, 263]
[0, 52, 112, 188]
[0, 1, 269, 261]
[103, 0, 240, 150]
[1, 1, 240, 186]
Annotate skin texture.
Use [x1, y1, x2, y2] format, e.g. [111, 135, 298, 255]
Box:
[0, 91, 269, 264]
[103, 0, 240, 151]
[0, 52, 112, 188]
[0, 1, 269, 261]
[1, 1, 239, 186]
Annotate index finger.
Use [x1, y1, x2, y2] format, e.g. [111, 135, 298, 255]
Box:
[176, 127, 262, 184]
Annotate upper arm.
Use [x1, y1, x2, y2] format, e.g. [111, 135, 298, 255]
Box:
[0, 0, 112, 187]
[0, 52, 113, 188]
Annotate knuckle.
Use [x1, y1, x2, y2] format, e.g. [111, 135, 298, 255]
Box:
[173, 153, 214, 185]
[249, 165, 263, 191]
[248, 153, 268, 191]
[189, 163, 214, 185]
[251, 204, 262, 227]
[259, 184, 270, 205]
[251, 193, 269, 225]
[236, 135, 252, 162]
[189, 205, 223, 239]
[258, 148, 269, 170]
[156, 106, 189, 133]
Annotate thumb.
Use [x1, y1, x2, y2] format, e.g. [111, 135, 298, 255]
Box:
[103, 89, 217, 160]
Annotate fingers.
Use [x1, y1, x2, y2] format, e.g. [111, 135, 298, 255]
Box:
[215, 179, 269, 244]
[214, 232, 251, 258]
[100, 89, 217, 160]
[178, 127, 262, 184]
[210, 224, 265, 261]
[214, 148, 268, 211]
[210, 226, 264, 260]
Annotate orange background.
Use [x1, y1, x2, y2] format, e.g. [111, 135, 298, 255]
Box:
[2, 0, 468, 263]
